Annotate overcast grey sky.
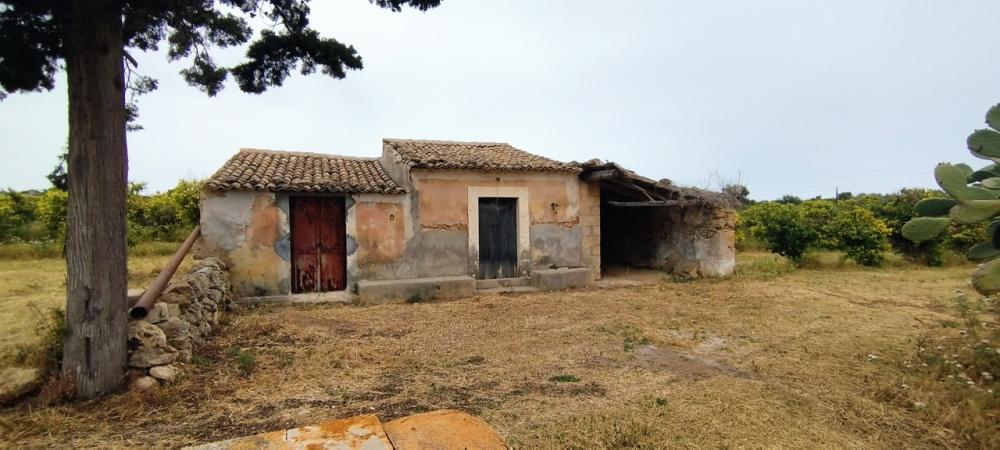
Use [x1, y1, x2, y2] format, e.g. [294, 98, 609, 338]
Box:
[4, 0, 1000, 200]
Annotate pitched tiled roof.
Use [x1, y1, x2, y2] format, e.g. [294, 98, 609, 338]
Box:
[384, 139, 580, 173]
[204, 148, 404, 194]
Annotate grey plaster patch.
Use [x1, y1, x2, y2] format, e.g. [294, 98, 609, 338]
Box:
[200, 191, 258, 251]
[274, 234, 290, 261]
[530, 224, 584, 268]
[346, 235, 358, 256]
[358, 229, 467, 280]
[345, 195, 356, 210]
[276, 194, 289, 214]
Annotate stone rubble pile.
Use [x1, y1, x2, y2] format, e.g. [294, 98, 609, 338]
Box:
[127, 257, 233, 389]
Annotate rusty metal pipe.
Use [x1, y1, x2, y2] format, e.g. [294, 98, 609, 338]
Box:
[129, 226, 201, 320]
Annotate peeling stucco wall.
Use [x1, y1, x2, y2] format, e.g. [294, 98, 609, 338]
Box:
[201, 143, 609, 299]
[197, 190, 291, 297]
[414, 170, 586, 277]
[601, 203, 736, 277]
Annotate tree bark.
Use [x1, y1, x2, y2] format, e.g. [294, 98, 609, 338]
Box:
[62, 1, 129, 399]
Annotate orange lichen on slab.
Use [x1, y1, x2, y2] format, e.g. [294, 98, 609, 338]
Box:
[185, 414, 393, 450]
[382, 410, 507, 450]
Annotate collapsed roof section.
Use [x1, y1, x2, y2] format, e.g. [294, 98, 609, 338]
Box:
[576, 160, 739, 209]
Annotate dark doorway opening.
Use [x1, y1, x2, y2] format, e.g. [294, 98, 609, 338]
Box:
[478, 197, 518, 279]
[290, 196, 347, 293]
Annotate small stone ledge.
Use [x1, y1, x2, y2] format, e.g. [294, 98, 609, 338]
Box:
[237, 291, 358, 306]
[358, 276, 476, 304]
[530, 267, 594, 290]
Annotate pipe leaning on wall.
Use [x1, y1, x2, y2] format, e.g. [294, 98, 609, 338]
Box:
[129, 225, 201, 320]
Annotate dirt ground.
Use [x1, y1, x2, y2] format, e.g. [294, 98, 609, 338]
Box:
[0, 252, 994, 448]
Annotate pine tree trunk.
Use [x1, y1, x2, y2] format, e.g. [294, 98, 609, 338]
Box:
[62, 1, 129, 399]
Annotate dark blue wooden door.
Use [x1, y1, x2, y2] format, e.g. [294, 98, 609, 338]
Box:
[478, 197, 518, 279]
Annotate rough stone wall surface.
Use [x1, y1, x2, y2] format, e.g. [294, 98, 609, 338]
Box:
[127, 257, 234, 389]
[601, 204, 735, 277]
[579, 181, 601, 279]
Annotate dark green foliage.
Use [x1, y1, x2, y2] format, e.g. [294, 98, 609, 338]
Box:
[549, 374, 581, 383]
[0, 179, 201, 244]
[722, 184, 751, 205]
[227, 346, 256, 377]
[831, 207, 890, 266]
[774, 195, 803, 205]
[741, 203, 816, 263]
[738, 189, 964, 267]
[46, 150, 67, 191]
[0, 0, 442, 99]
[799, 200, 839, 250]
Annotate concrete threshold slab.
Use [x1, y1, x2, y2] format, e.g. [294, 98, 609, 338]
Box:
[477, 286, 539, 295]
[475, 277, 530, 289]
[236, 290, 357, 305]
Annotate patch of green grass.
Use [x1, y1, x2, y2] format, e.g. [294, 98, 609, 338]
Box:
[549, 374, 580, 383]
[227, 346, 256, 377]
[596, 323, 651, 352]
[735, 252, 796, 280]
[654, 397, 668, 407]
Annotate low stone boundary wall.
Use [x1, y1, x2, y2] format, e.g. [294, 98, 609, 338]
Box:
[128, 257, 233, 388]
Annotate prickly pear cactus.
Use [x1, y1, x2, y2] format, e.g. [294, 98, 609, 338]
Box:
[902, 103, 1000, 294]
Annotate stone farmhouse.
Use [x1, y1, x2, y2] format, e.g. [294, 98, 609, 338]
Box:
[197, 139, 737, 302]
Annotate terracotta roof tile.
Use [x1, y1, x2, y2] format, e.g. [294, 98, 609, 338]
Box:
[384, 139, 580, 173]
[204, 148, 403, 194]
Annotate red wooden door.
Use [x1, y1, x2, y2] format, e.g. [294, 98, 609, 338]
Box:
[291, 196, 346, 293]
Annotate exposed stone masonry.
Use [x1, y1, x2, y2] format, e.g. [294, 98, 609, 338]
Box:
[127, 257, 233, 389]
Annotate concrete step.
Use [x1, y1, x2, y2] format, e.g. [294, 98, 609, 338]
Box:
[475, 277, 530, 289]
[477, 286, 539, 295]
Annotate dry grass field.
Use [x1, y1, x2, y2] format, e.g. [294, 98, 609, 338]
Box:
[0, 251, 997, 448]
[0, 247, 193, 368]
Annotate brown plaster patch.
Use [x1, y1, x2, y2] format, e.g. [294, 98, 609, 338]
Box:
[356, 202, 406, 263]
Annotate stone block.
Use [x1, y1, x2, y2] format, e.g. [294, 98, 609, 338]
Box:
[358, 276, 476, 304]
[383, 410, 506, 450]
[145, 302, 180, 324]
[150, 365, 179, 383]
[530, 267, 594, 290]
[128, 321, 179, 368]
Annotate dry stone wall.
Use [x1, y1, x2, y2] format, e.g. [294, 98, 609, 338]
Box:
[127, 257, 233, 388]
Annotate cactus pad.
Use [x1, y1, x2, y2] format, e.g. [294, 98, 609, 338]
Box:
[913, 198, 956, 217]
[901, 217, 950, 243]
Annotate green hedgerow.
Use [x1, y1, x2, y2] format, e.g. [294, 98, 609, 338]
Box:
[832, 206, 891, 266]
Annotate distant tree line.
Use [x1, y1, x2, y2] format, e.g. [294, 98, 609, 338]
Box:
[736, 188, 987, 266]
[0, 179, 201, 247]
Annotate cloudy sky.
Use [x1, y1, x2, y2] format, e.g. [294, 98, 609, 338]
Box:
[4, 0, 1000, 200]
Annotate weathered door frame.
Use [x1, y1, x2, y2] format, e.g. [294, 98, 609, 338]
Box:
[467, 186, 530, 278]
[289, 195, 347, 293]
